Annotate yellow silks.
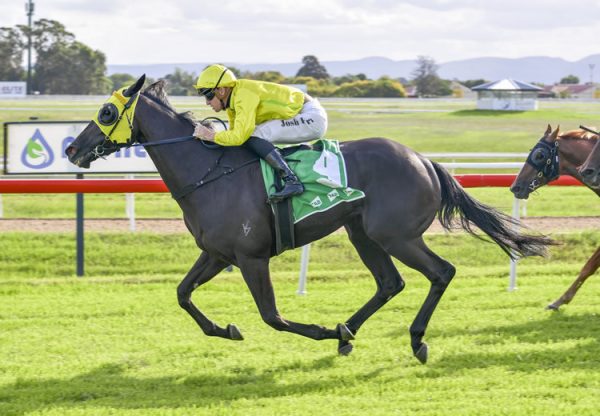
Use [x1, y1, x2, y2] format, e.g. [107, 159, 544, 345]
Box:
[93, 87, 140, 144]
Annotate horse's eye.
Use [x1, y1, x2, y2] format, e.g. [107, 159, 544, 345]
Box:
[98, 103, 119, 126]
[532, 149, 546, 162]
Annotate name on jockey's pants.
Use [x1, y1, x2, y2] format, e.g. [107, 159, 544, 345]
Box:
[281, 117, 314, 127]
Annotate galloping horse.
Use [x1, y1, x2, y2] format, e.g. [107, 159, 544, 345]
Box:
[510, 125, 600, 310]
[580, 138, 600, 188]
[66, 76, 551, 363]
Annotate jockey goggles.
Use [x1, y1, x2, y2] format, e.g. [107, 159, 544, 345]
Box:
[197, 68, 229, 100]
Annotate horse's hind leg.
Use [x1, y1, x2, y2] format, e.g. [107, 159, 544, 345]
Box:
[384, 237, 456, 364]
[237, 255, 340, 341]
[547, 245, 600, 310]
[338, 221, 406, 355]
[177, 252, 241, 340]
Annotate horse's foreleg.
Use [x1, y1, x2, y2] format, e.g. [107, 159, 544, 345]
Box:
[177, 252, 241, 340]
[547, 245, 600, 310]
[237, 255, 340, 341]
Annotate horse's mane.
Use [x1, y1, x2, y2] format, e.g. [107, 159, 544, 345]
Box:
[142, 80, 197, 126]
[559, 128, 598, 141]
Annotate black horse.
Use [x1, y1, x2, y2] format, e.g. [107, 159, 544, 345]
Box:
[66, 76, 552, 363]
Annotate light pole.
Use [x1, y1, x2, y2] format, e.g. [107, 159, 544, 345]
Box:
[25, 0, 35, 94]
[589, 63, 595, 85]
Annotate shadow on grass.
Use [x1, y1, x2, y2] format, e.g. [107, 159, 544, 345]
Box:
[450, 109, 526, 117]
[0, 354, 352, 415]
[418, 312, 600, 376]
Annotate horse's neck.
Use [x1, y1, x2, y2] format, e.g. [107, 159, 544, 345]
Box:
[559, 138, 597, 176]
[136, 97, 213, 192]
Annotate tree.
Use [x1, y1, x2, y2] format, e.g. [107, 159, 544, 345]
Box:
[108, 73, 137, 91]
[164, 68, 196, 96]
[0, 27, 25, 81]
[33, 39, 108, 94]
[296, 55, 330, 80]
[333, 79, 406, 98]
[9, 19, 109, 94]
[332, 73, 367, 85]
[559, 74, 579, 84]
[243, 70, 285, 83]
[411, 56, 450, 97]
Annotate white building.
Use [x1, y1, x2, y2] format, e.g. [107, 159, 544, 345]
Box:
[472, 79, 542, 111]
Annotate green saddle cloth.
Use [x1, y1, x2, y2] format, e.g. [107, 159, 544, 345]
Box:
[260, 139, 365, 223]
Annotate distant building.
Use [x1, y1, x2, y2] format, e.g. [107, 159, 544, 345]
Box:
[471, 78, 542, 111]
[539, 83, 600, 99]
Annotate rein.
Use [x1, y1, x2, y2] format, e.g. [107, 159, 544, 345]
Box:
[92, 116, 225, 159]
[90, 118, 257, 201]
[90, 91, 252, 200]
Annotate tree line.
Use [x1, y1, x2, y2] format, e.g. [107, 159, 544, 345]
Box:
[0, 19, 584, 97]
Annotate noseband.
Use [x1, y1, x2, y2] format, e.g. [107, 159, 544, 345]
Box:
[525, 139, 560, 191]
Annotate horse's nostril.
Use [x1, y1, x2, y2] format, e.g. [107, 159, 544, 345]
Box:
[66, 146, 76, 157]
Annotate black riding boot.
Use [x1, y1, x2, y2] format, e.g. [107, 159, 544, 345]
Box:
[264, 150, 304, 203]
[244, 136, 304, 203]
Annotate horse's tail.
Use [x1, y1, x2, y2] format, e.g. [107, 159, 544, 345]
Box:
[431, 161, 555, 259]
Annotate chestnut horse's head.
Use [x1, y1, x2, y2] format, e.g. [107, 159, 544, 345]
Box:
[66, 75, 146, 168]
[510, 125, 560, 199]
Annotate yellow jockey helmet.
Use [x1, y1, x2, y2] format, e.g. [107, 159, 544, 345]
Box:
[194, 64, 237, 93]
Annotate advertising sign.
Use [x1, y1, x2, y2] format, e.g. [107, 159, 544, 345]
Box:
[0, 82, 27, 98]
[4, 121, 158, 174]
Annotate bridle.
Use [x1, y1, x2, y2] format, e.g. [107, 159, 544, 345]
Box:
[524, 138, 560, 191]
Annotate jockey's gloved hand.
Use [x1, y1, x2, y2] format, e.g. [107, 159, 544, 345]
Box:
[193, 123, 216, 141]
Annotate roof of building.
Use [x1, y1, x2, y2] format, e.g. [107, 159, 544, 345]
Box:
[471, 78, 542, 91]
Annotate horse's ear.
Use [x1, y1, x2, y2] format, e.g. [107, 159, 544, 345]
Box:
[551, 125, 560, 139]
[123, 74, 146, 97]
[545, 124, 552, 135]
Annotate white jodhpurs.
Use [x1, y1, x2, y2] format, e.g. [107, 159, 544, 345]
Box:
[252, 99, 328, 144]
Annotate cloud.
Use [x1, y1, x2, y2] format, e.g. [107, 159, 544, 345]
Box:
[2, 0, 599, 65]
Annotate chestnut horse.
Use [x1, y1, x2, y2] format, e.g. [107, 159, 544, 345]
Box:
[510, 125, 600, 310]
[66, 76, 552, 363]
[580, 137, 600, 188]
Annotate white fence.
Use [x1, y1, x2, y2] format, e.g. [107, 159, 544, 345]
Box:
[0, 153, 530, 290]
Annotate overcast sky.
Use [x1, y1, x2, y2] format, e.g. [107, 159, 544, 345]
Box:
[2, 0, 600, 65]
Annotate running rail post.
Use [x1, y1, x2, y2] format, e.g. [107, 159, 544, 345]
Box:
[76, 173, 85, 277]
[297, 244, 310, 295]
[508, 197, 520, 291]
[126, 174, 136, 231]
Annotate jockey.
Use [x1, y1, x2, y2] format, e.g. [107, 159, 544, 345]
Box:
[193, 64, 328, 203]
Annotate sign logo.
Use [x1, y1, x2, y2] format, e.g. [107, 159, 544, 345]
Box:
[21, 129, 54, 169]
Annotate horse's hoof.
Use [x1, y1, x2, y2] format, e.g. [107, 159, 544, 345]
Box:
[546, 303, 560, 311]
[227, 324, 244, 341]
[338, 341, 353, 356]
[414, 342, 428, 364]
[336, 323, 355, 341]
